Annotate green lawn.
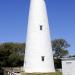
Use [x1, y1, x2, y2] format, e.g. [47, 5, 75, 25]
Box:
[22, 72, 62, 75]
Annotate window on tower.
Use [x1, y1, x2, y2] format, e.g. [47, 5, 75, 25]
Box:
[40, 25, 43, 30]
[41, 56, 45, 61]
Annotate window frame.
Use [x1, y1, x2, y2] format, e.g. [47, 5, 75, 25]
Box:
[40, 25, 43, 30]
[41, 56, 45, 61]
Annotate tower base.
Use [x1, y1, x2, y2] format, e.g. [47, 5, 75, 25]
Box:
[24, 70, 55, 73]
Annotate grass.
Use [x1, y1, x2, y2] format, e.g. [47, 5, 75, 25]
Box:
[21, 72, 62, 75]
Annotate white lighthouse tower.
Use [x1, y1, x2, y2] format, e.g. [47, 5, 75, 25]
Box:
[24, 0, 55, 73]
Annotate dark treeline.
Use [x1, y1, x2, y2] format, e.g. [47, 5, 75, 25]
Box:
[0, 43, 25, 67]
[0, 39, 70, 69]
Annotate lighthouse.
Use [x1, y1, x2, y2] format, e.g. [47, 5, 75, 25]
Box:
[24, 0, 55, 73]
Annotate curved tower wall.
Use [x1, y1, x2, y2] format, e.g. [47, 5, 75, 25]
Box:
[24, 0, 55, 73]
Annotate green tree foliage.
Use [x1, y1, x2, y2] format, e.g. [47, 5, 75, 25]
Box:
[52, 39, 70, 69]
[0, 43, 25, 67]
[7, 53, 24, 67]
[52, 39, 70, 59]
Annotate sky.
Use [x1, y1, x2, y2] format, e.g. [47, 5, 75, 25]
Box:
[0, 0, 75, 55]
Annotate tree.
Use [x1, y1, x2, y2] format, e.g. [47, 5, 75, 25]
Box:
[54, 59, 61, 69]
[52, 39, 70, 59]
[52, 39, 70, 69]
[7, 53, 23, 67]
[0, 43, 25, 67]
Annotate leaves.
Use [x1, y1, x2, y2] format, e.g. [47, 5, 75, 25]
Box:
[52, 39, 70, 59]
[0, 43, 25, 67]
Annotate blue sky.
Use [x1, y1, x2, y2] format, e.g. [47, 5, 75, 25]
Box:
[0, 0, 75, 55]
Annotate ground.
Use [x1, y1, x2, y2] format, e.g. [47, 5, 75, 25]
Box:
[21, 72, 62, 75]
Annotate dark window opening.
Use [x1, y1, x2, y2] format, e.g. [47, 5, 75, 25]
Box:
[41, 56, 45, 61]
[40, 25, 43, 30]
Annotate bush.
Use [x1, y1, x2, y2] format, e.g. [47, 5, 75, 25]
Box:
[54, 59, 62, 69]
